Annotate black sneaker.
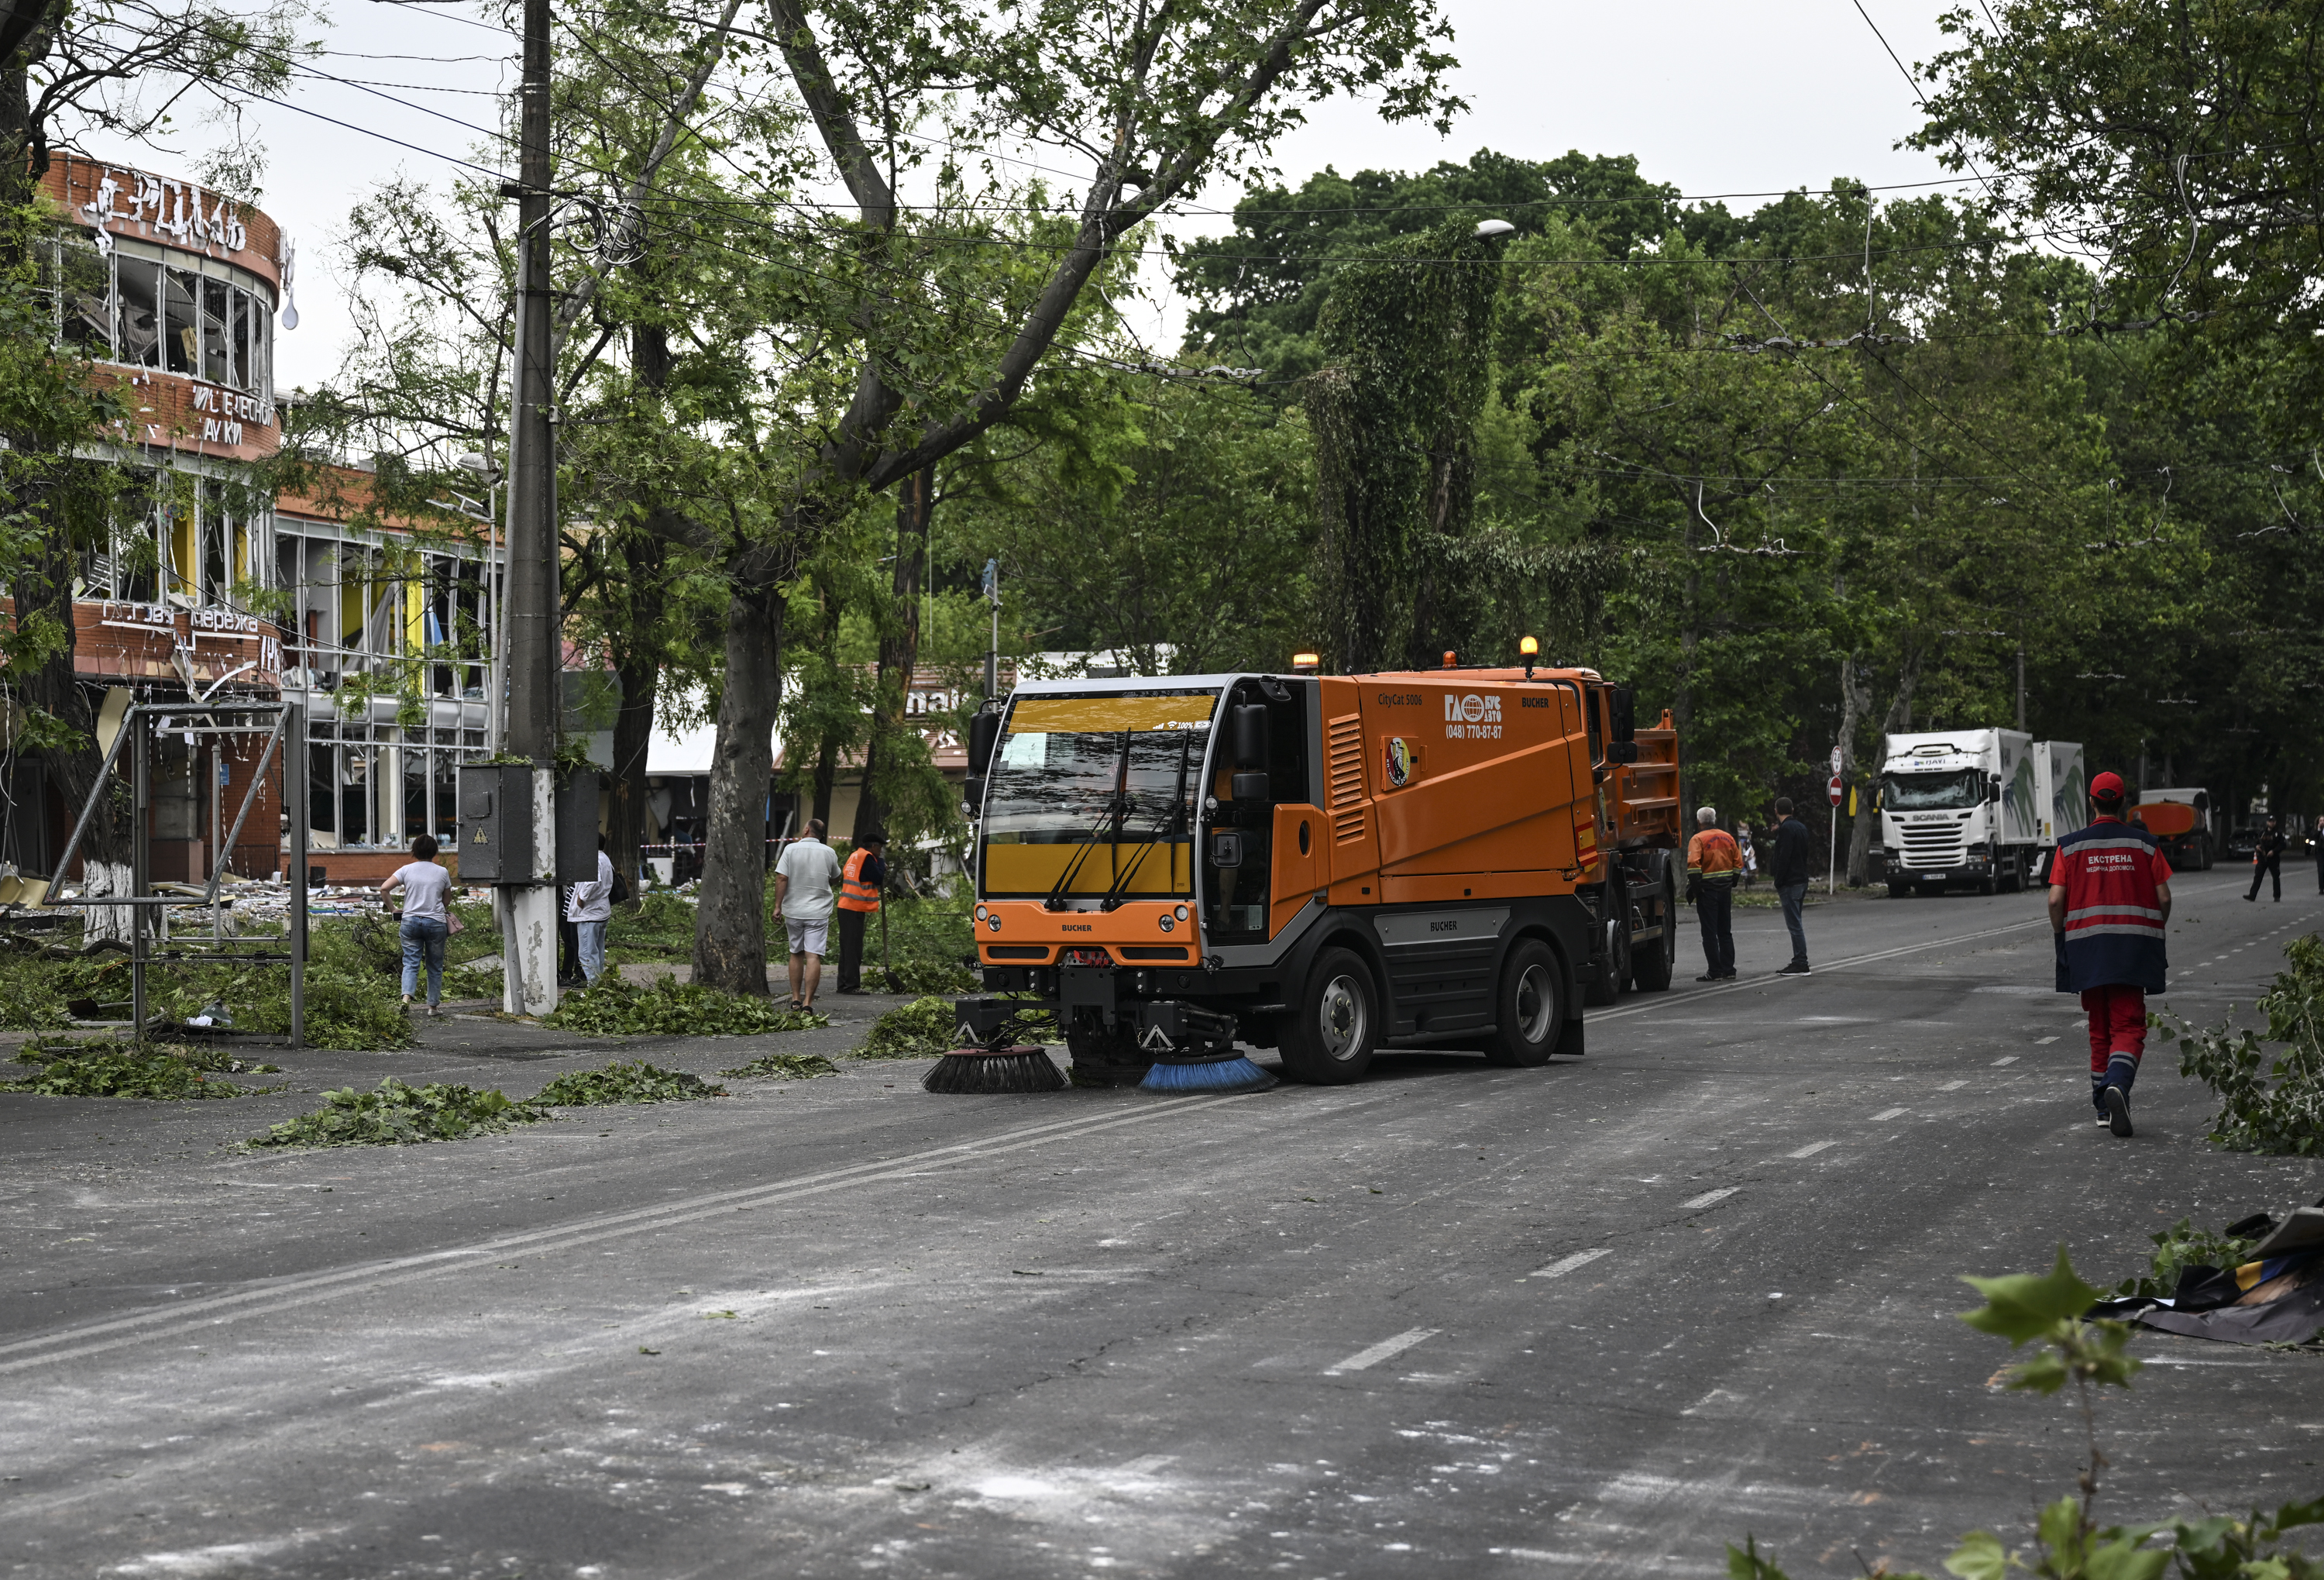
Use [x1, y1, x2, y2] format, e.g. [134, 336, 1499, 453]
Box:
[1695, 972, 1720, 983]
[1716, 971, 1739, 980]
[1779, 962, 1811, 976]
[2102, 1086, 2133, 1138]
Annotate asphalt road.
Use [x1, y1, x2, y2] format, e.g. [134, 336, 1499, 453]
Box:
[5, 868, 2323, 1579]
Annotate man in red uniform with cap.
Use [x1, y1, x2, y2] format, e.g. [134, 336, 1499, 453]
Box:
[2047, 770, 2173, 1137]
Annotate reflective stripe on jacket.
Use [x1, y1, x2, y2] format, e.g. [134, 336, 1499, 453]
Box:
[1687, 828, 1741, 883]
[837, 846, 881, 914]
[2050, 818, 2170, 992]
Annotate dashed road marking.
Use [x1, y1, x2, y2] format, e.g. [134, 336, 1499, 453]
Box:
[1786, 1141, 1837, 1158]
[1324, 1327, 1440, 1375]
[1872, 1107, 1909, 1121]
[1679, 1188, 1738, 1210]
[1937, 1079, 1967, 1092]
[1527, 1248, 1613, 1281]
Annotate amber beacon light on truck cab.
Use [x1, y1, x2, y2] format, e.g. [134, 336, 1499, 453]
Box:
[951, 653, 1683, 1086]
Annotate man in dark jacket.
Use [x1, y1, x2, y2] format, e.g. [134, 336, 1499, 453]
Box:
[1769, 797, 1815, 975]
[2248, 817, 2287, 902]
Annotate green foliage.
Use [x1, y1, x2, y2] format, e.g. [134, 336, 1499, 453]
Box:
[1307, 218, 1513, 672]
[608, 891, 698, 961]
[958, 380, 1321, 675]
[717, 1053, 839, 1080]
[0, 952, 77, 1031]
[2161, 935, 2324, 1155]
[1959, 1244, 2138, 1395]
[1734, 1248, 2322, 1580]
[246, 1079, 544, 1148]
[2112, 1219, 2263, 1301]
[2, 1038, 276, 1100]
[859, 996, 965, 1059]
[877, 892, 978, 995]
[531, 1059, 724, 1106]
[541, 972, 830, 1037]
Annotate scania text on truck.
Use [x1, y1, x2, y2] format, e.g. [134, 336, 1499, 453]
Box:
[951, 659, 1683, 1086]
[1872, 728, 2040, 895]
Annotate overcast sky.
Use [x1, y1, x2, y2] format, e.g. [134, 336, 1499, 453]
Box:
[112, 0, 1965, 393]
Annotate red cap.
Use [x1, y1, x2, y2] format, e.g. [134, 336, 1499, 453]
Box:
[2090, 770, 2126, 801]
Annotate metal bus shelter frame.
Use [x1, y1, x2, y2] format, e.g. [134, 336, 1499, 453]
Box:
[48, 700, 310, 1046]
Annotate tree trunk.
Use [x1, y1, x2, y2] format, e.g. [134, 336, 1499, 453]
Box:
[605, 320, 676, 898]
[1848, 652, 1921, 887]
[1839, 653, 1872, 886]
[690, 582, 782, 994]
[851, 464, 931, 844]
[810, 734, 837, 832]
[608, 651, 657, 900]
[12, 494, 119, 876]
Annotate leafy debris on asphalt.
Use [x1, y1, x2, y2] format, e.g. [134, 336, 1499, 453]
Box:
[531, 1060, 726, 1106]
[717, 1052, 839, 1080]
[246, 1079, 545, 1148]
[2, 1038, 281, 1100]
[541, 974, 831, 1037]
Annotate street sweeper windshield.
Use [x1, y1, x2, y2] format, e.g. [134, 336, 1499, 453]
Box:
[979, 690, 1219, 900]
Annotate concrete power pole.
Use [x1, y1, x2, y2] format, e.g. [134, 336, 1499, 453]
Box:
[498, 0, 560, 1014]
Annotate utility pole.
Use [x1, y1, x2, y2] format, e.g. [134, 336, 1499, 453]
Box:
[982, 557, 999, 701]
[497, 0, 559, 1014]
[2016, 639, 2026, 732]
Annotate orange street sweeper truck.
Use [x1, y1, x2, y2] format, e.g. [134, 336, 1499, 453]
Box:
[947, 654, 1683, 1087]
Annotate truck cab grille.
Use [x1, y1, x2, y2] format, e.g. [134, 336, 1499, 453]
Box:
[1897, 823, 1965, 869]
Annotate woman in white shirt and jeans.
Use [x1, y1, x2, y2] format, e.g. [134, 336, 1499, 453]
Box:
[380, 835, 455, 1015]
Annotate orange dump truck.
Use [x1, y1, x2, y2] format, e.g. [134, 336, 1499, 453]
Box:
[954, 663, 1683, 1086]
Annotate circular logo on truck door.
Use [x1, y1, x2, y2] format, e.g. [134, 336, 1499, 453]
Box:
[1384, 737, 1413, 788]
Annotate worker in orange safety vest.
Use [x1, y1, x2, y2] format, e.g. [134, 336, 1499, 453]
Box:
[1686, 806, 1743, 982]
[834, 828, 887, 996]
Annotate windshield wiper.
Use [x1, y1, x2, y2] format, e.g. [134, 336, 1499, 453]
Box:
[1043, 730, 1132, 911]
[1098, 727, 1194, 912]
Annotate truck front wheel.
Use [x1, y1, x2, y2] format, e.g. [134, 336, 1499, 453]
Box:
[1278, 948, 1377, 1085]
[1630, 869, 1676, 993]
[1486, 939, 1563, 1067]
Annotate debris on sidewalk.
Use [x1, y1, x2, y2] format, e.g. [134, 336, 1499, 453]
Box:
[2092, 1202, 2324, 1345]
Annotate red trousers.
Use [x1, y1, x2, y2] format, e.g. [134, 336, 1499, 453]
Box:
[2082, 983, 2147, 1072]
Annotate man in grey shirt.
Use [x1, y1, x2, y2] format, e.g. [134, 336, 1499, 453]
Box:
[773, 819, 843, 1010]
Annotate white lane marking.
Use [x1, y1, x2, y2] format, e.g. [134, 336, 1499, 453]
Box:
[1679, 1188, 1738, 1210]
[1937, 1079, 1968, 1091]
[1786, 1141, 1837, 1158]
[1996, 1055, 2024, 1064]
[1590, 917, 2051, 1023]
[1324, 1327, 1441, 1375]
[1871, 1107, 1909, 1121]
[0, 1089, 1287, 1375]
[1528, 1248, 1613, 1280]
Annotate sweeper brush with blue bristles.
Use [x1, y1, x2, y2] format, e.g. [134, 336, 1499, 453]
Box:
[1138, 1050, 1277, 1094]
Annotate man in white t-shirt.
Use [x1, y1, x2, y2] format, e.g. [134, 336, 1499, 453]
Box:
[772, 819, 843, 1010]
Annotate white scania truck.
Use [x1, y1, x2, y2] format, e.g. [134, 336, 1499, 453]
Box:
[1875, 728, 2044, 895]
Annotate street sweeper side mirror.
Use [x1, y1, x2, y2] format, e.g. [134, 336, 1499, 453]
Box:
[1605, 742, 1640, 764]
[1232, 703, 1270, 769]
[1608, 686, 1636, 743]
[1211, 831, 1243, 868]
[968, 709, 1002, 775]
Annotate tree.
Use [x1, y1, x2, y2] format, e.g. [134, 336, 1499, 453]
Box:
[1179, 149, 1693, 384]
[643, 0, 1463, 993]
[961, 376, 1318, 675]
[1305, 217, 1511, 672]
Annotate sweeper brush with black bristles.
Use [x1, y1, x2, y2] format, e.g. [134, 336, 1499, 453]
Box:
[1138, 1049, 1277, 1095]
[922, 1045, 1066, 1095]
